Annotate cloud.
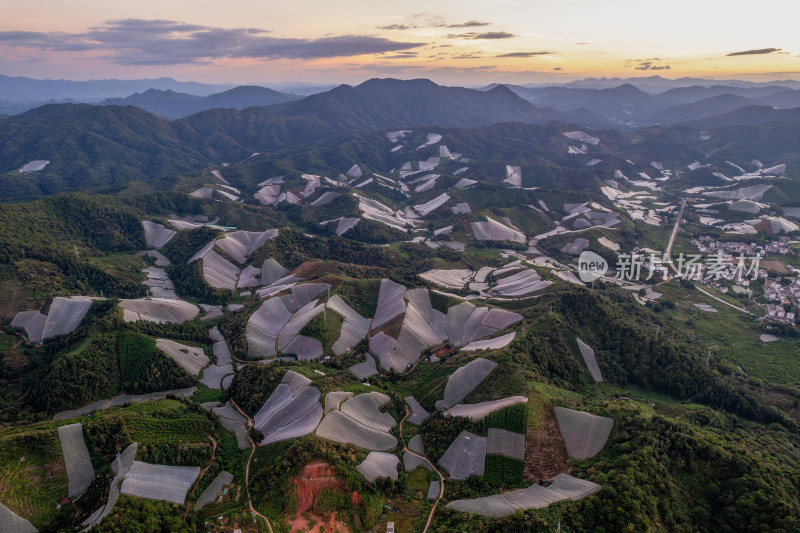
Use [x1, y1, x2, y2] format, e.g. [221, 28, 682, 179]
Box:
[379, 16, 491, 31]
[383, 51, 419, 58]
[726, 47, 781, 56]
[452, 53, 483, 59]
[633, 60, 671, 71]
[553, 67, 562, 71]
[447, 31, 516, 40]
[496, 51, 552, 58]
[446, 20, 491, 28]
[0, 19, 425, 64]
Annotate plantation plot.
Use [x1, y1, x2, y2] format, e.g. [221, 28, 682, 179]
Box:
[357, 452, 400, 482]
[254, 371, 322, 445]
[446, 396, 528, 421]
[373, 279, 407, 328]
[119, 298, 199, 323]
[386, 322, 429, 372]
[58, 423, 95, 499]
[315, 409, 397, 451]
[156, 339, 209, 376]
[349, 353, 378, 380]
[0, 502, 37, 533]
[260, 258, 289, 285]
[547, 473, 602, 500]
[414, 193, 450, 216]
[471, 217, 526, 243]
[576, 338, 603, 383]
[37, 297, 92, 341]
[215, 230, 279, 264]
[346, 163, 363, 178]
[504, 165, 522, 187]
[403, 435, 432, 472]
[328, 295, 371, 355]
[247, 297, 292, 358]
[340, 392, 395, 432]
[503, 484, 567, 509]
[435, 358, 497, 409]
[11, 310, 46, 343]
[487, 428, 525, 460]
[82, 442, 138, 528]
[335, 217, 360, 235]
[355, 194, 414, 232]
[120, 462, 201, 504]
[447, 478, 585, 518]
[212, 339, 232, 366]
[462, 332, 516, 351]
[446, 304, 522, 348]
[448, 494, 520, 517]
[554, 407, 613, 460]
[451, 202, 472, 214]
[237, 265, 261, 289]
[277, 301, 325, 351]
[561, 238, 590, 256]
[369, 332, 396, 370]
[199, 364, 234, 390]
[404, 397, 430, 425]
[438, 430, 487, 480]
[324, 391, 353, 413]
[143, 267, 177, 299]
[283, 335, 324, 360]
[282, 370, 311, 393]
[195, 471, 234, 510]
[141, 221, 176, 249]
[489, 269, 552, 298]
[316, 392, 397, 451]
[281, 283, 330, 312]
[202, 250, 240, 290]
[427, 480, 440, 500]
[254, 184, 285, 205]
[311, 191, 340, 206]
[213, 403, 249, 449]
[419, 269, 473, 290]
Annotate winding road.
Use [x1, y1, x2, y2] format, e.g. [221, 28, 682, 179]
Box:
[399, 405, 445, 533]
[231, 400, 275, 533]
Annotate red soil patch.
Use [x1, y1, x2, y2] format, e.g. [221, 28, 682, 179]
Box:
[433, 346, 453, 358]
[292, 461, 343, 515]
[289, 461, 354, 533]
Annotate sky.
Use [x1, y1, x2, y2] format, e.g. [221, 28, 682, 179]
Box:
[1, 0, 799, 86]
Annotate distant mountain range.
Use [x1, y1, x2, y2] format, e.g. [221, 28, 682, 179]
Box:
[101, 86, 301, 119]
[4, 73, 800, 129]
[3, 76, 800, 199]
[493, 83, 800, 127]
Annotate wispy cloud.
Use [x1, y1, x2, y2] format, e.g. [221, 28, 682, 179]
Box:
[0, 19, 425, 65]
[446, 20, 491, 28]
[382, 51, 419, 59]
[629, 59, 671, 70]
[635, 62, 670, 70]
[496, 51, 552, 58]
[447, 31, 516, 40]
[726, 48, 781, 56]
[378, 14, 491, 30]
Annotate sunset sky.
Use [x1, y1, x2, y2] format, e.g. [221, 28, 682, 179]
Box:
[1, 0, 798, 85]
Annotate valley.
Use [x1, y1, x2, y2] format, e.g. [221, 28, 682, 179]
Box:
[1, 77, 800, 533]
